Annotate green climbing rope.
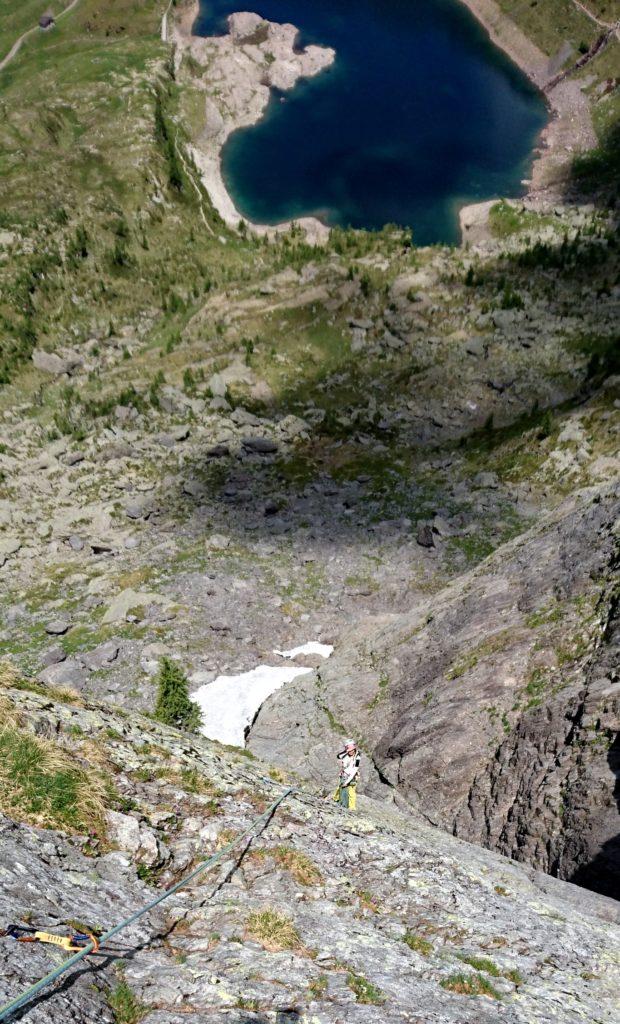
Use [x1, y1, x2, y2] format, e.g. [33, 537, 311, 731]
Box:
[0, 785, 295, 1021]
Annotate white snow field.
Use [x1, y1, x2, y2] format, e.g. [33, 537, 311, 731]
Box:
[273, 641, 334, 659]
[191, 643, 333, 747]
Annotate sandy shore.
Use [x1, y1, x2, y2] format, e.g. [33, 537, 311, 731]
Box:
[172, 3, 335, 243]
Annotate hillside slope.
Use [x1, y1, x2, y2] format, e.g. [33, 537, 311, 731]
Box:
[0, 6, 619, 1020]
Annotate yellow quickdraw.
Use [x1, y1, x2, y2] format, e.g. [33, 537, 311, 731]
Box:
[19, 931, 99, 952]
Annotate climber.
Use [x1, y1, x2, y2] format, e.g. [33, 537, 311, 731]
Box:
[334, 738, 360, 811]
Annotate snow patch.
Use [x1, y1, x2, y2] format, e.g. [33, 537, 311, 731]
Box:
[190, 642, 333, 747]
[273, 641, 334, 660]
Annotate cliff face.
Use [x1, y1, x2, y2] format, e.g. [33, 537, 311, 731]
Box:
[454, 581, 619, 897]
[1, 687, 619, 1023]
[251, 484, 620, 898]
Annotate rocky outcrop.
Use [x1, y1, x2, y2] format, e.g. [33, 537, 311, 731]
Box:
[0, 686, 619, 1022]
[250, 484, 620, 896]
[172, 6, 335, 240]
[455, 581, 619, 898]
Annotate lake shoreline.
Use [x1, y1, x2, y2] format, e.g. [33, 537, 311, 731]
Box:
[173, 0, 596, 244]
[172, 1, 334, 243]
[458, 0, 596, 199]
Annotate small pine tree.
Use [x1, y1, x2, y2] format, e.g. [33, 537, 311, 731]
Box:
[155, 658, 202, 732]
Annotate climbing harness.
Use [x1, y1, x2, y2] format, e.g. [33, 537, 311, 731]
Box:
[0, 785, 295, 1022]
[0, 925, 99, 953]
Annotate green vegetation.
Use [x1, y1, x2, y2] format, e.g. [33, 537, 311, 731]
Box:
[107, 978, 147, 1024]
[308, 975, 329, 999]
[495, 0, 602, 56]
[346, 972, 386, 1004]
[366, 672, 390, 709]
[404, 931, 433, 956]
[489, 200, 551, 239]
[0, 696, 108, 836]
[522, 667, 550, 710]
[235, 996, 261, 1012]
[154, 658, 202, 731]
[446, 630, 513, 680]
[245, 909, 303, 952]
[574, 117, 620, 199]
[505, 968, 524, 986]
[272, 846, 323, 886]
[565, 330, 620, 382]
[456, 953, 501, 977]
[178, 768, 220, 796]
[526, 602, 564, 629]
[440, 972, 501, 999]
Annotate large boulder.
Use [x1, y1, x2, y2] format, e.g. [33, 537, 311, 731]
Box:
[102, 588, 175, 624]
[32, 348, 83, 376]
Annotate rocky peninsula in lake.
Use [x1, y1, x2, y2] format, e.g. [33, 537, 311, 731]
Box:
[172, 5, 335, 241]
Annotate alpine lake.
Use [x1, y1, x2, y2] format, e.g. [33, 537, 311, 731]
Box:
[195, 0, 549, 245]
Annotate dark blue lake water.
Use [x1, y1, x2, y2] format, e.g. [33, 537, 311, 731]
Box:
[195, 0, 548, 245]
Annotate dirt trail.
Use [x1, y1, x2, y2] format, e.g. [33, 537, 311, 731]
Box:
[570, 0, 619, 31]
[546, 21, 620, 92]
[0, 0, 82, 75]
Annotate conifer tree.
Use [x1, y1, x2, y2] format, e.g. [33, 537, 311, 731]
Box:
[154, 657, 202, 731]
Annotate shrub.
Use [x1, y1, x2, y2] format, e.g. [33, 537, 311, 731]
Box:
[536, 408, 554, 440]
[500, 285, 524, 310]
[154, 658, 202, 731]
[107, 978, 146, 1023]
[154, 88, 184, 192]
[109, 237, 134, 269]
[66, 224, 89, 266]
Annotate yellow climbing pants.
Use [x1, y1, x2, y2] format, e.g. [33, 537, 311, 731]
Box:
[333, 783, 357, 811]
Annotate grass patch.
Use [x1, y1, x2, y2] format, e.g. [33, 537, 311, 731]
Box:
[456, 953, 501, 977]
[488, 200, 551, 239]
[271, 846, 323, 886]
[522, 667, 549, 709]
[504, 968, 524, 986]
[526, 602, 564, 629]
[347, 971, 386, 1005]
[404, 931, 433, 956]
[357, 889, 381, 913]
[308, 974, 329, 999]
[245, 909, 303, 952]
[440, 972, 501, 999]
[366, 672, 389, 709]
[0, 696, 107, 836]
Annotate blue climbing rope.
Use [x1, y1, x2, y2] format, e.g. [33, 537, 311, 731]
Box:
[0, 786, 295, 1021]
